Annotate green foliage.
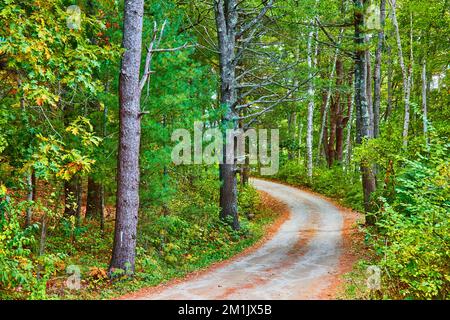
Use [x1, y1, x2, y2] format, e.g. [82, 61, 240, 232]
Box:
[273, 160, 364, 211]
[238, 184, 261, 218]
[369, 140, 449, 299]
[0, 195, 64, 299]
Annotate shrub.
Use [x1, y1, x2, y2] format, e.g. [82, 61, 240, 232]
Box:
[371, 141, 450, 299]
[0, 193, 63, 299]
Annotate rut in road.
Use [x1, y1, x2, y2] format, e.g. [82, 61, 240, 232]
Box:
[127, 179, 344, 299]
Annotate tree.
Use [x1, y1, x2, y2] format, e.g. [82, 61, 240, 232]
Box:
[353, 0, 376, 223]
[213, 0, 276, 230]
[373, 0, 386, 138]
[389, 0, 413, 147]
[109, 0, 145, 274]
[306, 27, 317, 179]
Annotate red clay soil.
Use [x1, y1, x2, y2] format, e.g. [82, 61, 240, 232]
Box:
[317, 205, 362, 299]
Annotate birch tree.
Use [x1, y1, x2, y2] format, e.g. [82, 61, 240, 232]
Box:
[353, 0, 376, 223]
[306, 28, 316, 181]
[422, 60, 428, 147]
[389, 0, 412, 146]
[373, 0, 386, 138]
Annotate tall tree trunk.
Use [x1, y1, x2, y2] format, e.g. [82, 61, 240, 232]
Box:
[421, 60, 429, 147]
[109, 0, 144, 274]
[354, 0, 376, 224]
[373, 0, 386, 138]
[365, 39, 374, 137]
[100, 100, 108, 231]
[317, 29, 344, 163]
[306, 29, 316, 181]
[327, 97, 337, 167]
[345, 73, 354, 168]
[390, 0, 412, 146]
[298, 120, 303, 162]
[288, 112, 297, 160]
[215, 0, 240, 230]
[334, 59, 346, 163]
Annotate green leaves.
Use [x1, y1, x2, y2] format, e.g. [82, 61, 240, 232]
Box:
[371, 141, 450, 299]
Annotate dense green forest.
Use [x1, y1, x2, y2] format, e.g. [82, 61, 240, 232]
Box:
[0, 0, 448, 300]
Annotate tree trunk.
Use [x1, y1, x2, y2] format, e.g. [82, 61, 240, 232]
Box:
[345, 73, 354, 168]
[298, 120, 303, 162]
[334, 59, 346, 163]
[306, 29, 315, 181]
[365, 40, 374, 138]
[288, 112, 297, 160]
[354, 0, 376, 224]
[25, 169, 36, 227]
[390, 0, 411, 147]
[421, 60, 428, 147]
[215, 0, 240, 230]
[317, 29, 343, 163]
[109, 0, 144, 274]
[86, 177, 102, 219]
[39, 214, 47, 256]
[373, 0, 386, 138]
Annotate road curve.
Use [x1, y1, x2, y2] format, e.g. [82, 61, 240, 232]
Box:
[133, 178, 344, 300]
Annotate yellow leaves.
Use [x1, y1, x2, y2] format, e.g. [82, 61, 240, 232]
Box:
[0, 184, 7, 196]
[88, 267, 108, 280]
[34, 93, 58, 107]
[57, 161, 83, 181]
[66, 126, 79, 136]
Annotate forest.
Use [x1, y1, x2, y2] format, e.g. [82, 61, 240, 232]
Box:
[0, 0, 448, 301]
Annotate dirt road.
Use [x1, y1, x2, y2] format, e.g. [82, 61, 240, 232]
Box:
[127, 178, 348, 300]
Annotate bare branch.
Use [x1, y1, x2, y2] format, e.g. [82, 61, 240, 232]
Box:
[237, 0, 273, 38]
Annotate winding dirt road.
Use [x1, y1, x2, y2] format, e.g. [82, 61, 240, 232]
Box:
[127, 179, 350, 300]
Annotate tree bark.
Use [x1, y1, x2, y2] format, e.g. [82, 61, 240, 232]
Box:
[373, 0, 386, 138]
[354, 0, 376, 224]
[317, 28, 344, 163]
[306, 29, 316, 181]
[25, 169, 36, 227]
[215, 0, 240, 230]
[390, 0, 412, 146]
[110, 0, 144, 274]
[345, 72, 354, 168]
[365, 40, 374, 138]
[334, 59, 346, 163]
[421, 60, 429, 147]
